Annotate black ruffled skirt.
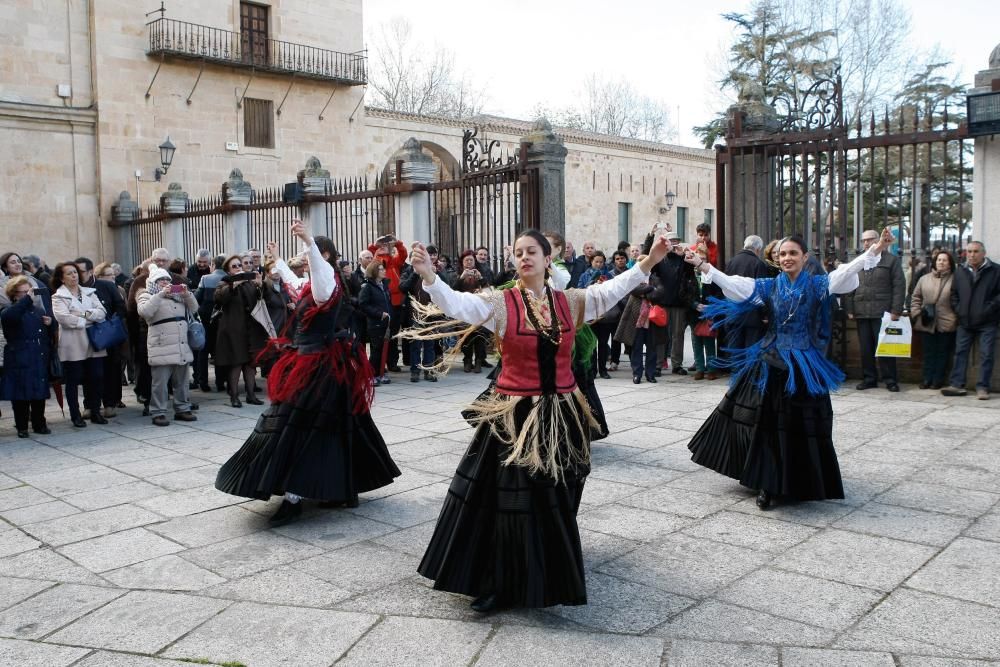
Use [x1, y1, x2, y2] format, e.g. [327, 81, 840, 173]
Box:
[420, 395, 590, 608]
[688, 369, 843, 501]
[215, 364, 400, 502]
[573, 353, 609, 440]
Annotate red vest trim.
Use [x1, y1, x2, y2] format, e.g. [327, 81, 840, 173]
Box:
[495, 288, 577, 396]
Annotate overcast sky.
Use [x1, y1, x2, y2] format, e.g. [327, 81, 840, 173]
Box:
[363, 0, 999, 148]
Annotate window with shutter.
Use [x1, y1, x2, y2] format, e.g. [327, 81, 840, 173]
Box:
[243, 98, 274, 149]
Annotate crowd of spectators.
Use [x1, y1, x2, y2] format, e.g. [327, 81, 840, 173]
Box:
[2, 225, 998, 435]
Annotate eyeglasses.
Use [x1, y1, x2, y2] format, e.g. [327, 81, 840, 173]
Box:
[100, 272, 115, 278]
[229, 264, 242, 270]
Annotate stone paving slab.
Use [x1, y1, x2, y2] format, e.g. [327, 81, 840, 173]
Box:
[337, 616, 492, 666]
[1, 367, 1000, 664]
[162, 602, 378, 667]
[46, 590, 231, 653]
[0, 582, 124, 640]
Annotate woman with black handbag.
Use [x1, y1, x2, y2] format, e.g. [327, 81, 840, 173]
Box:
[51, 262, 107, 427]
[910, 250, 958, 389]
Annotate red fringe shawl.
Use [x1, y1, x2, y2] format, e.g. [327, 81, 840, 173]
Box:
[256, 272, 375, 414]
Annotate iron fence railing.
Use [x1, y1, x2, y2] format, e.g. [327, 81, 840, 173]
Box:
[146, 17, 367, 85]
[247, 188, 302, 260]
[181, 195, 227, 264]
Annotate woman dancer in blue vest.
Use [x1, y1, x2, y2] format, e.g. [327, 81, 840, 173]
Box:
[216, 221, 400, 526]
[685, 229, 894, 510]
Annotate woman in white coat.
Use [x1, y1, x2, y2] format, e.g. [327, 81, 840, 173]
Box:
[137, 267, 199, 426]
[51, 262, 107, 427]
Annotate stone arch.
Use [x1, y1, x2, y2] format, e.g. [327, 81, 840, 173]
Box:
[377, 137, 462, 182]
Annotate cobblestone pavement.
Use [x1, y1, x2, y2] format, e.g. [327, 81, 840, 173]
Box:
[1, 362, 999, 667]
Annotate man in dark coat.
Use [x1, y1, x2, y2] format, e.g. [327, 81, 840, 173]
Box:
[843, 229, 906, 392]
[567, 240, 596, 288]
[187, 249, 213, 287]
[194, 255, 228, 392]
[724, 235, 770, 350]
[942, 241, 1000, 399]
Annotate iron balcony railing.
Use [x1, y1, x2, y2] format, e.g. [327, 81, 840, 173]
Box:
[146, 17, 367, 85]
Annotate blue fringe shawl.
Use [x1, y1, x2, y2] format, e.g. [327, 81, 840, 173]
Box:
[703, 273, 845, 396]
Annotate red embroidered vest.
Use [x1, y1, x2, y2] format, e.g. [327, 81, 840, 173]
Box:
[495, 288, 577, 397]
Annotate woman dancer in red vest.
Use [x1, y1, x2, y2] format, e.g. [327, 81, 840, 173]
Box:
[407, 229, 671, 612]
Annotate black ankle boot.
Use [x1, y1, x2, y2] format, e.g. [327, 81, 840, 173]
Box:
[268, 499, 302, 526]
[756, 490, 773, 510]
[470, 593, 499, 613]
[423, 371, 437, 382]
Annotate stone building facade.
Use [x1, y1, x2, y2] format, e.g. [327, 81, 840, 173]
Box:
[364, 109, 715, 251]
[0, 0, 713, 264]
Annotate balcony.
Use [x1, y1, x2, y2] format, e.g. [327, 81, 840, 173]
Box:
[146, 17, 367, 86]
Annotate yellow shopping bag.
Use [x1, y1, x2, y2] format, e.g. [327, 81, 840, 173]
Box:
[875, 311, 912, 358]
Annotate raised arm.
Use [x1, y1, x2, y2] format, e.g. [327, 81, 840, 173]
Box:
[271, 221, 338, 304]
[581, 265, 650, 321]
[827, 228, 894, 295]
[410, 242, 494, 330]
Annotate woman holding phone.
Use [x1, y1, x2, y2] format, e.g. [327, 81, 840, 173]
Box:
[214, 256, 268, 407]
[136, 267, 198, 426]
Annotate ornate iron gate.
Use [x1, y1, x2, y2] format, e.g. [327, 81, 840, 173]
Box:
[715, 73, 970, 365]
[427, 130, 535, 270]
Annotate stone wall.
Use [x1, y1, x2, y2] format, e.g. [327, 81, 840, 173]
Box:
[363, 109, 716, 253]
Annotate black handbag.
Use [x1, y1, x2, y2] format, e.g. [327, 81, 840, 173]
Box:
[919, 303, 936, 327]
[49, 351, 63, 381]
[919, 277, 948, 327]
[86, 314, 128, 351]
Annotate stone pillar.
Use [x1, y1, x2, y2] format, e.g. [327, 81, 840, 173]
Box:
[160, 182, 188, 257]
[970, 44, 1000, 390]
[223, 169, 253, 252]
[723, 100, 779, 261]
[392, 138, 437, 243]
[298, 156, 332, 237]
[523, 119, 568, 235]
[972, 43, 1000, 255]
[111, 191, 139, 272]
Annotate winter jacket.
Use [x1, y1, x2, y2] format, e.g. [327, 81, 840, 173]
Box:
[910, 271, 957, 334]
[568, 255, 589, 289]
[368, 240, 408, 306]
[0, 295, 52, 401]
[213, 278, 268, 367]
[137, 288, 197, 366]
[195, 269, 226, 323]
[358, 277, 392, 340]
[642, 234, 695, 307]
[843, 251, 905, 318]
[52, 285, 107, 362]
[950, 259, 1000, 329]
[614, 276, 668, 347]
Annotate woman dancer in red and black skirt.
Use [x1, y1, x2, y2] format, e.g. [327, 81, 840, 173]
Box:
[216, 221, 400, 526]
[405, 230, 672, 612]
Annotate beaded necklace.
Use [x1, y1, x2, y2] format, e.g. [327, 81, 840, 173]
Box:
[518, 282, 562, 346]
[777, 273, 806, 326]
